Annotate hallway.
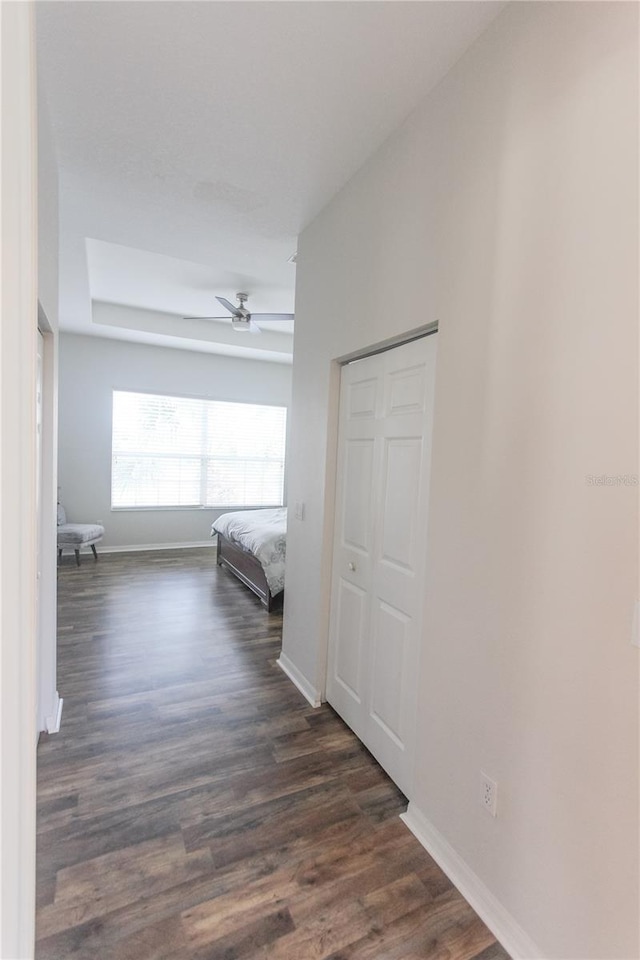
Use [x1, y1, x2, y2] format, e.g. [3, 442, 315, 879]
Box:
[36, 549, 508, 959]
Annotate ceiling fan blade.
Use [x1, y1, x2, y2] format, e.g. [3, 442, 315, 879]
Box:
[249, 313, 295, 323]
[182, 315, 230, 320]
[216, 296, 242, 317]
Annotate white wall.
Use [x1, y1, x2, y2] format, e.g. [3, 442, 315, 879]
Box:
[58, 333, 292, 549]
[282, 3, 638, 958]
[0, 3, 38, 956]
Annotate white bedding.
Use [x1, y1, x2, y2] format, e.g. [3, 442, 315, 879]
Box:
[212, 507, 287, 596]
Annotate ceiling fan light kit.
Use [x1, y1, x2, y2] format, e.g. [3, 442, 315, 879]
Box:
[231, 317, 253, 332]
[183, 292, 294, 334]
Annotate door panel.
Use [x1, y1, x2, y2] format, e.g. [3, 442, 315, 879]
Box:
[370, 600, 409, 744]
[334, 578, 366, 702]
[342, 439, 374, 553]
[380, 437, 422, 572]
[327, 334, 437, 794]
[387, 365, 426, 416]
[347, 376, 378, 419]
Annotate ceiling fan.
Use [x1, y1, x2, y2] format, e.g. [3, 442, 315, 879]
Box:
[183, 293, 294, 333]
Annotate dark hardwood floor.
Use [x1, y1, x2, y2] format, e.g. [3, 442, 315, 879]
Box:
[36, 548, 509, 960]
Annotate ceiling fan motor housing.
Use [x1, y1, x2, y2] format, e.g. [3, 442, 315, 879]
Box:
[236, 292, 250, 318]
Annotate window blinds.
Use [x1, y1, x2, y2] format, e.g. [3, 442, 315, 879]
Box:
[112, 391, 287, 509]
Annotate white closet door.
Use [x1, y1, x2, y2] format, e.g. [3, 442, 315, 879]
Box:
[327, 334, 437, 794]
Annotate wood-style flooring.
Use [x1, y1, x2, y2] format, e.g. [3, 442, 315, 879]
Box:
[36, 548, 510, 960]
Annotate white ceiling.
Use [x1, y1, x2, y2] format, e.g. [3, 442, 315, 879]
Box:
[36, 1, 504, 363]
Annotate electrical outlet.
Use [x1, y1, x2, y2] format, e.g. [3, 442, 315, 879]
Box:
[480, 772, 498, 817]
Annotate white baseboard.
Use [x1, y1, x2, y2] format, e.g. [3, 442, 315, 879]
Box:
[401, 803, 543, 960]
[277, 653, 322, 708]
[100, 540, 216, 554]
[45, 694, 63, 734]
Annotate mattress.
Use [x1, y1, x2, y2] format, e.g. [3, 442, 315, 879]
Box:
[211, 507, 287, 595]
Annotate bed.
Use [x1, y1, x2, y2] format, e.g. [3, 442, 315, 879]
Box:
[211, 507, 287, 612]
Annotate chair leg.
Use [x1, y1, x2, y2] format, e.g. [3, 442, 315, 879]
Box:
[91, 544, 98, 560]
[74, 549, 81, 567]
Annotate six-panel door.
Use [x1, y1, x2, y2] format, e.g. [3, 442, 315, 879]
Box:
[327, 335, 437, 794]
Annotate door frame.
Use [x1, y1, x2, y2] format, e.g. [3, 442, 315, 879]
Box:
[317, 321, 439, 703]
[37, 308, 61, 734]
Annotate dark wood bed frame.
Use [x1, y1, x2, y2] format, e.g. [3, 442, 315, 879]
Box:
[216, 533, 283, 612]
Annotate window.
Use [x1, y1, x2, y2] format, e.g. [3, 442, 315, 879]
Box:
[111, 391, 287, 509]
